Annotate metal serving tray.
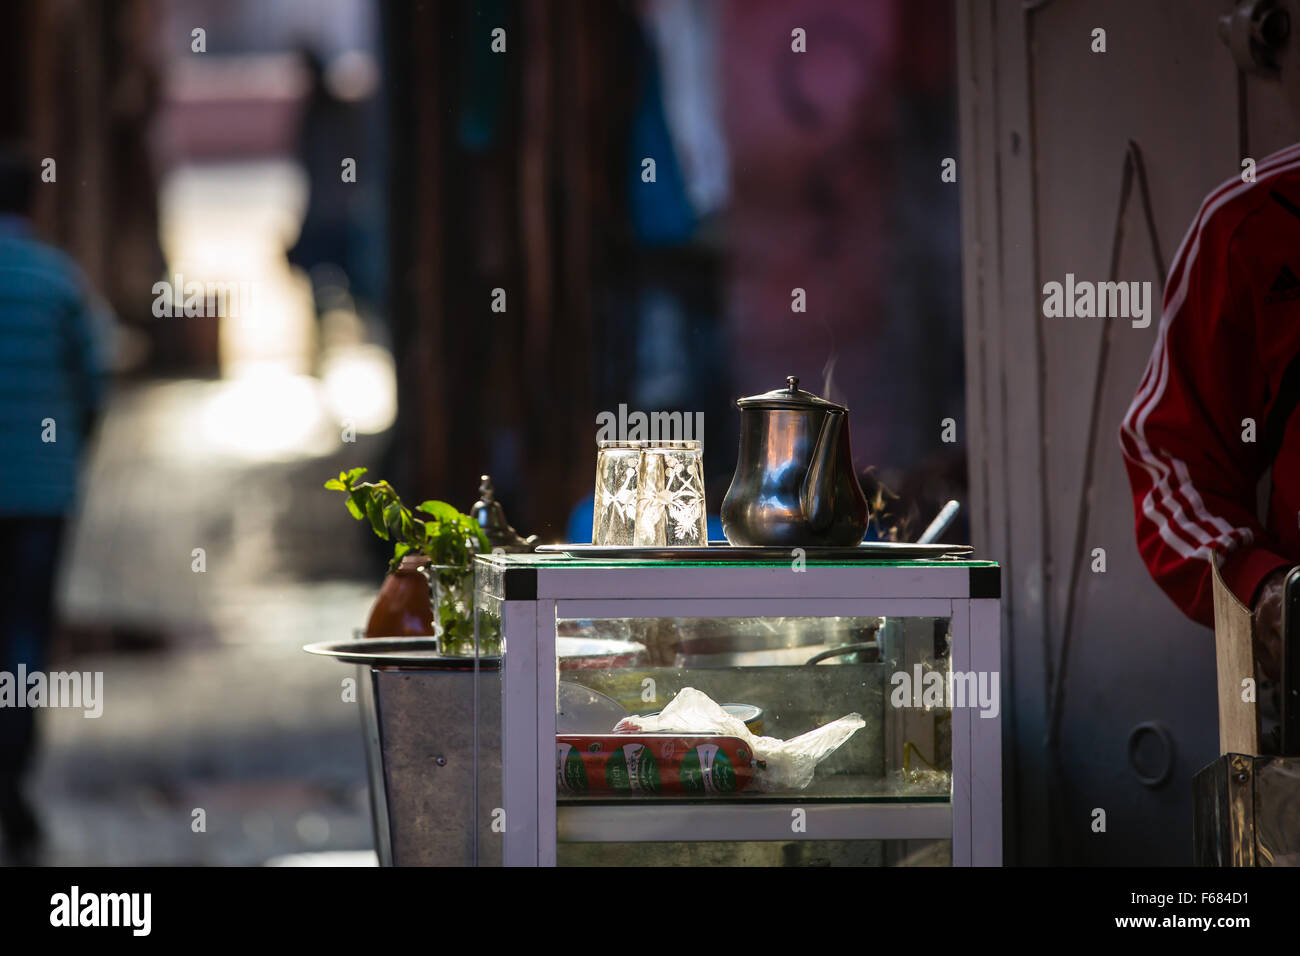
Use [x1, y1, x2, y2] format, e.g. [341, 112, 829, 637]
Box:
[536, 541, 973, 561]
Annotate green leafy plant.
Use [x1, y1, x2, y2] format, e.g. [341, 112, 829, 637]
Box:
[326, 467, 494, 654]
[324, 467, 488, 571]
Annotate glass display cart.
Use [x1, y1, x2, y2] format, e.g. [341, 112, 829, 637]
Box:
[472, 552, 1002, 866]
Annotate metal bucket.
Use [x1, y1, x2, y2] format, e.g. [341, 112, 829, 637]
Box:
[1194, 753, 1300, 866]
[304, 638, 500, 867]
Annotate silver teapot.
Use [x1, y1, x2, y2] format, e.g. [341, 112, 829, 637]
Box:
[720, 376, 869, 547]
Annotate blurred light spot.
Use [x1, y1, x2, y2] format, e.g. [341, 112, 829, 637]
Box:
[296, 812, 331, 846]
[266, 850, 377, 866]
[200, 374, 337, 462]
[326, 50, 380, 102]
[320, 345, 397, 435]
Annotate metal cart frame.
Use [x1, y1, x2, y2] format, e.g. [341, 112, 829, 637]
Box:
[476, 556, 1003, 866]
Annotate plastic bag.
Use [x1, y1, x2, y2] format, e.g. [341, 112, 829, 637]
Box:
[612, 687, 865, 792]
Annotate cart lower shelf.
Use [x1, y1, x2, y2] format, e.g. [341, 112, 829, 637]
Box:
[557, 800, 951, 843]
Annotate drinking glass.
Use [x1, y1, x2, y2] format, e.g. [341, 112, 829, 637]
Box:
[634, 440, 708, 546]
[592, 440, 641, 545]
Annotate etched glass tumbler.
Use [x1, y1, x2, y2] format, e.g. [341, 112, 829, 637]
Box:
[592, 440, 641, 545]
[634, 440, 708, 547]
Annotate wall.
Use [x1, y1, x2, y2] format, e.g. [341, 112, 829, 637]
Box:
[958, 0, 1293, 864]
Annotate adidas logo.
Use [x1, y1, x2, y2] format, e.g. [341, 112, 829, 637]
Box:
[1265, 265, 1300, 304]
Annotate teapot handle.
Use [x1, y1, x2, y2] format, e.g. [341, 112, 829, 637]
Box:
[801, 409, 842, 533]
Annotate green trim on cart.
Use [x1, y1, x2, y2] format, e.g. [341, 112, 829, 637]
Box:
[483, 555, 999, 570]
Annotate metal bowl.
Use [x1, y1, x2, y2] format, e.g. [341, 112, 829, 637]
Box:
[667, 616, 881, 667]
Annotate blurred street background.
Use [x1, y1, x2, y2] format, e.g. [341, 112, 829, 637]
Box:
[1, 0, 961, 864]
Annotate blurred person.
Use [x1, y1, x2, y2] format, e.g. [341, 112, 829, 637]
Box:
[288, 47, 366, 322]
[1118, 7, 1300, 752]
[0, 146, 109, 863]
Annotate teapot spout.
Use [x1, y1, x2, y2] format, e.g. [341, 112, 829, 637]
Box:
[801, 409, 843, 533]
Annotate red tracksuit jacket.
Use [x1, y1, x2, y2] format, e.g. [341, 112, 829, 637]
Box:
[1120, 143, 1300, 626]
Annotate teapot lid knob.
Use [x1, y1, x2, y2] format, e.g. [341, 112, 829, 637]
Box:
[736, 375, 845, 411]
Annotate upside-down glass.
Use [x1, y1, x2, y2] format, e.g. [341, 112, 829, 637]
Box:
[634, 440, 708, 546]
[592, 440, 641, 545]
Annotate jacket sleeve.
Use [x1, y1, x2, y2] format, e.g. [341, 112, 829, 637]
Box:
[1118, 210, 1290, 626]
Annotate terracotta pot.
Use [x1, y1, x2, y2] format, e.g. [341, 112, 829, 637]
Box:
[364, 554, 436, 637]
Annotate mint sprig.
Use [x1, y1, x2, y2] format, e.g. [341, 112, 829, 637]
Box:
[325, 467, 489, 571]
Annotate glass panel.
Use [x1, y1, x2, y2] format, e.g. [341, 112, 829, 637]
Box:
[554, 615, 952, 804]
[557, 839, 951, 867]
[479, 552, 994, 570]
[473, 589, 503, 867]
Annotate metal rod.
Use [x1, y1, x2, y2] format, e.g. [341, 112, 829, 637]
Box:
[917, 500, 961, 544]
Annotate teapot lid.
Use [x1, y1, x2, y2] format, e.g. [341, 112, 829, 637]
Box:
[736, 375, 846, 411]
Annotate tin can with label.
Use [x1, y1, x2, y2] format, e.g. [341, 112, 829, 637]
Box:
[680, 742, 739, 793]
[556, 734, 754, 794]
[603, 741, 662, 793]
[557, 740, 590, 794]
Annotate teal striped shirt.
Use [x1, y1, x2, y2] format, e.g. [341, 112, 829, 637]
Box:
[0, 215, 109, 515]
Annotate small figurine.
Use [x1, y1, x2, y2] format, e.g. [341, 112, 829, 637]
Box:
[470, 475, 539, 552]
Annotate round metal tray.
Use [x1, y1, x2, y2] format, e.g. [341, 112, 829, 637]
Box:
[536, 541, 973, 561]
[303, 636, 658, 670]
[303, 637, 500, 669]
